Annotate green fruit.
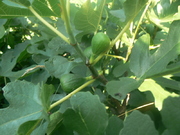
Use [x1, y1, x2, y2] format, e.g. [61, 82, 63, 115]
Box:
[60, 74, 86, 93]
[91, 32, 110, 55]
[84, 46, 92, 58]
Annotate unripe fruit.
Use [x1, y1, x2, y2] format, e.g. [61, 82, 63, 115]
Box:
[91, 32, 110, 55]
[84, 46, 92, 58]
[60, 74, 86, 93]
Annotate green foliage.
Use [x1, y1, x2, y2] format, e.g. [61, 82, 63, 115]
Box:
[63, 92, 108, 135]
[0, 0, 180, 134]
[120, 110, 159, 135]
[0, 80, 54, 134]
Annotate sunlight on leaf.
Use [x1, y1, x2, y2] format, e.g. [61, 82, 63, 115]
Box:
[0, 0, 60, 18]
[139, 79, 179, 110]
[74, 0, 105, 33]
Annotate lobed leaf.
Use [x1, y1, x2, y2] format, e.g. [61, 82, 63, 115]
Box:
[130, 34, 151, 78]
[106, 116, 123, 135]
[0, 80, 54, 134]
[63, 92, 108, 135]
[161, 97, 180, 135]
[47, 111, 63, 135]
[74, 0, 105, 33]
[130, 20, 180, 78]
[123, 0, 148, 23]
[17, 120, 48, 135]
[0, 41, 30, 80]
[106, 77, 143, 101]
[120, 110, 158, 135]
[45, 56, 77, 78]
[0, 0, 60, 18]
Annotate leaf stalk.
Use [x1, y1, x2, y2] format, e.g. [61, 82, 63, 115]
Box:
[28, 6, 69, 44]
[49, 79, 96, 111]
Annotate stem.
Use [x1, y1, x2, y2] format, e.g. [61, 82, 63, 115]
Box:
[118, 102, 154, 117]
[28, 6, 69, 44]
[74, 45, 87, 62]
[49, 79, 96, 111]
[111, 22, 131, 47]
[125, 1, 152, 61]
[147, 67, 180, 79]
[104, 54, 126, 61]
[59, 0, 76, 44]
[91, 53, 105, 66]
[27, 119, 42, 135]
[59, 0, 86, 62]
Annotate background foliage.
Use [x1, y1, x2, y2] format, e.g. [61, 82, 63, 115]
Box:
[0, 0, 180, 135]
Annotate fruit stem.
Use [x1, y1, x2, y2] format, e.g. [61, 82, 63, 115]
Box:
[49, 79, 96, 111]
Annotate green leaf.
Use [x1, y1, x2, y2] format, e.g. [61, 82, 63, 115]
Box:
[45, 56, 77, 78]
[106, 116, 123, 135]
[161, 97, 180, 135]
[28, 36, 74, 57]
[153, 77, 180, 91]
[0, 0, 60, 18]
[128, 90, 150, 107]
[113, 61, 129, 77]
[139, 79, 178, 110]
[3, 0, 31, 8]
[18, 120, 39, 135]
[17, 120, 48, 135]
[109, 9, 126, 22]
[0, 19, 7, 25]
[63, 92, 108, 135]
[74, 0, 105, 33]
[106, 77, 143, 101]
[157, 0, 180, 19]
[47, 111, 63, 135]
[40, 84, 55, 111]
[48, 36, 74, 55]
[0, 80, 52, 134]
[0, 26, 5, 38]
[146, 20, 180, 77]
[123, 0, 148, 23]
[130, 20, 180, 78]
[130, 34, 150, 78]
[120, 110, 158, 135]
[0, 41, 30, 77]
